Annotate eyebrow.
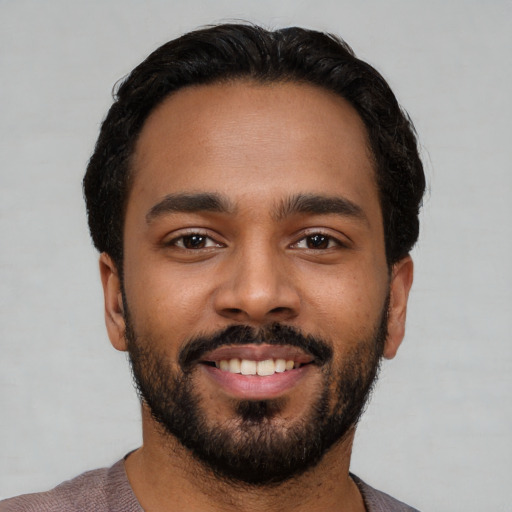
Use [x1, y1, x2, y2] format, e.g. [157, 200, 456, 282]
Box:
[274, 193, 367, 222]
[146, 192, 234, 223]
[146, 191, 366, 225]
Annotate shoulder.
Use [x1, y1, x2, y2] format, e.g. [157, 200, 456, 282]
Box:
[351, 474, 421, 512]
[0, 460, 141, 512]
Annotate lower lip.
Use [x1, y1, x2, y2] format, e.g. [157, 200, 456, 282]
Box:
[200, 364, 314, 400]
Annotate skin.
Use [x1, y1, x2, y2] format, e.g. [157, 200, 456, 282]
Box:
[100, 81, 414, 511]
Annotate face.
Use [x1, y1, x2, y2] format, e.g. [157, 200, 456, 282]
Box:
[101, 81, 413, 484]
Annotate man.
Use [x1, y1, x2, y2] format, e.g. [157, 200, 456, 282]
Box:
[1, 23, 425, 511]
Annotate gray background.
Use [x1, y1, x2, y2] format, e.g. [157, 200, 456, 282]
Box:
[1, 1, 511, 510]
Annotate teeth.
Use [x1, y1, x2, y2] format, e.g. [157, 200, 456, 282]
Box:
[229, 358, 241, 373]
[240, 359, 257, 375]
[275, 359, 286, 373]
[215, 358, 299, 376]
[257, 359, 275, 376]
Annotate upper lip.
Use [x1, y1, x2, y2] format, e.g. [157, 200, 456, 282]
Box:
[200, 344, 315, 364]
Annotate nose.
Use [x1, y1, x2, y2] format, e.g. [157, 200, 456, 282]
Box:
[213, 245, 301, 325]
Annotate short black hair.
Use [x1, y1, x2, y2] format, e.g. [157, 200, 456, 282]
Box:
[83, 23, 425, 270]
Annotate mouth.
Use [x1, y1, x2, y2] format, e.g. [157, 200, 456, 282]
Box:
[205, 357, 309, 375]
[198, 344, 317, 399]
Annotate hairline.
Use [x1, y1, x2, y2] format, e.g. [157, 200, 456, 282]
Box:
[118, 76, 385, 274]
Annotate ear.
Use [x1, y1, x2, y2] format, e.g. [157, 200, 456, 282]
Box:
[383, 255, 414, 359]
[99, 253, 127, 352]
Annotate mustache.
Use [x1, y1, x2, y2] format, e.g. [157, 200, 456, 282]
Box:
[178, 323, 333, 370]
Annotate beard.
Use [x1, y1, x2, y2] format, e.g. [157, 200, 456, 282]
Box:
[124, 298, 388, 486]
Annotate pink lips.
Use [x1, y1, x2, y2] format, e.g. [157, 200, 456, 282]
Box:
[199, 344, 315, 400]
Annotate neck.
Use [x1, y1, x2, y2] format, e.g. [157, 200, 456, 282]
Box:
[124, 407, 366, 512]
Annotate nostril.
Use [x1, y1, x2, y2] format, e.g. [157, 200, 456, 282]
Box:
[270, 307, 290, 315]
[224, 308, 244, 315]
[217, 303, 299, 322]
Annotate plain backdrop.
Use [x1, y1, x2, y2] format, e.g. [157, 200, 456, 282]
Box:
[1, 1, 511, 510]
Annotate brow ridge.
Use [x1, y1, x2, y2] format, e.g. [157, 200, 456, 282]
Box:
[274, 193, 367, 222]
[146, 192, 233, 223]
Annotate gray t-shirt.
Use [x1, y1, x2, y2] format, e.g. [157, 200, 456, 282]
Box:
[0, 459, 420, 511]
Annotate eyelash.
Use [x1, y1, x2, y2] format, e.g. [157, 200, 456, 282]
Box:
[291, 232, 344, 250]
[167, 231, 223, 250]
[166, 230, 346, 251]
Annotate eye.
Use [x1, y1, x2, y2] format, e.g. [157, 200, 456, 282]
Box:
[293, 233, 341, 250]
[170, 233, 222, 250]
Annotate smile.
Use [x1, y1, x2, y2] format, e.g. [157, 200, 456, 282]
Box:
[210, 358, 308, 376]
[199, 344, 316, 399]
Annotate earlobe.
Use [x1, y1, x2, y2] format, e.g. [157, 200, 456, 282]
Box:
[99, 253, 127, 352]
[383, 256, 414, 359]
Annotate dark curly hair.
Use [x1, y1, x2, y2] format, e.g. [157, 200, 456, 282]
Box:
[83, 23, 425, 271]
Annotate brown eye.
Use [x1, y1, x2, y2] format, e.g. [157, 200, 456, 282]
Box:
[170, 233, 223, 250]
[292, 233, 342, 251]
[306, 234, 330, 249]
[181, 235, 208, 249]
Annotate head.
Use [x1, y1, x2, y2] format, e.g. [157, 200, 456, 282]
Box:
[83, 23, 424, 273]
[84, 24, 424, 486]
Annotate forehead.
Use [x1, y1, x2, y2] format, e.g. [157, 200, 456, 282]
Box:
[129, 80, 379, 221]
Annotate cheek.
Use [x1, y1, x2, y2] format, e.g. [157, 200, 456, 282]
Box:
[300, 263, 388, 343]
[122, 258, 217, 343]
